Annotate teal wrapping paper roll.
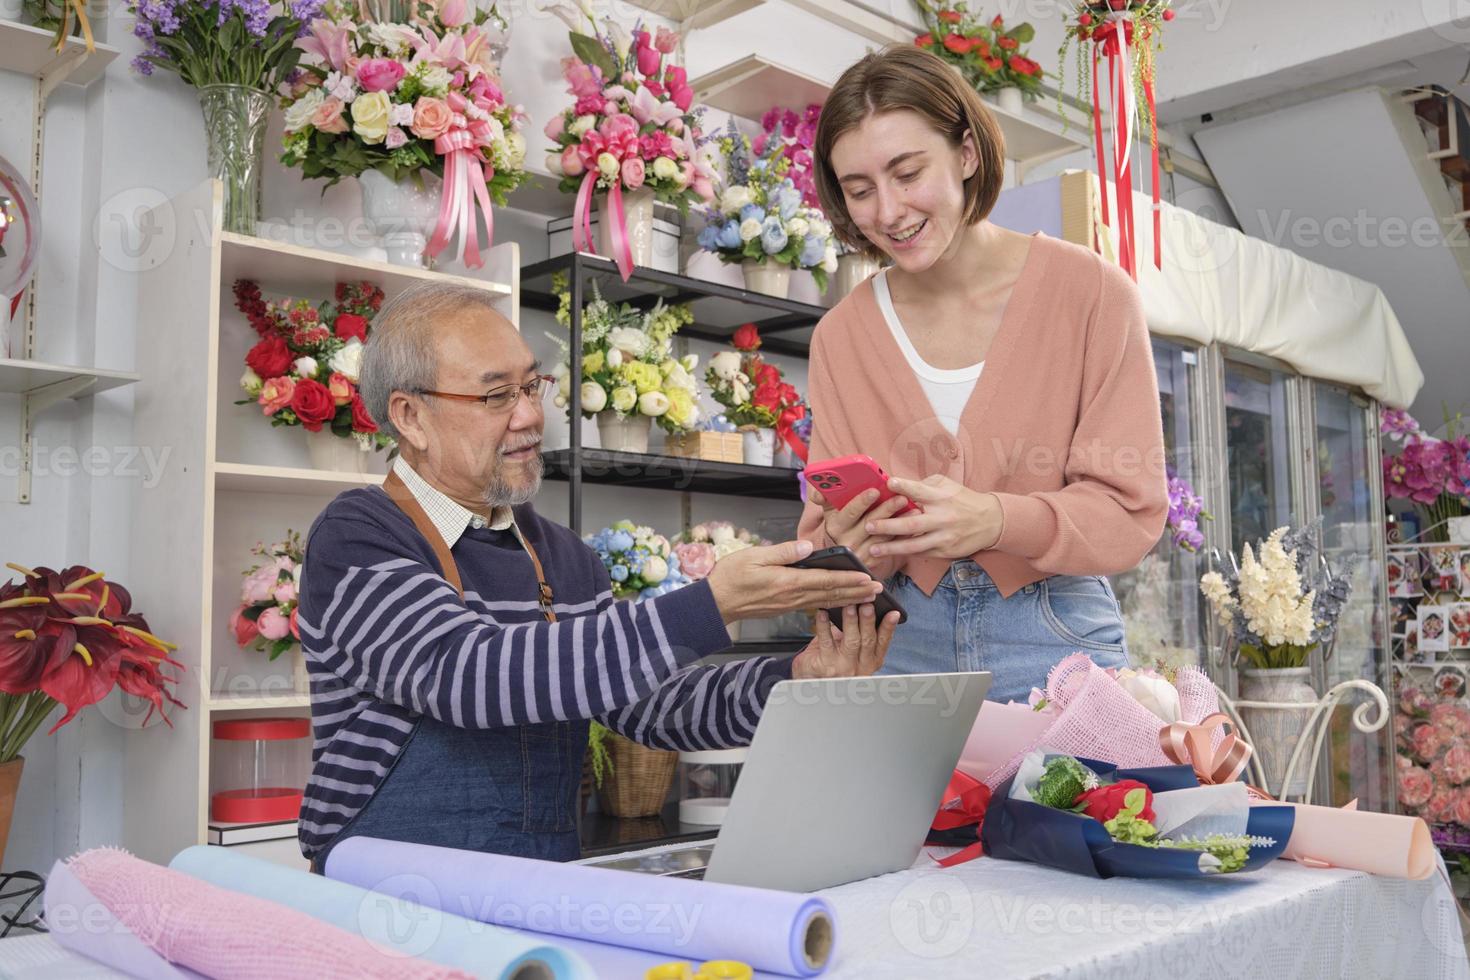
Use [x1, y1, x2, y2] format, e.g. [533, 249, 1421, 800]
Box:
[168, 846, 592, 980]
[325, 837, 837, 977]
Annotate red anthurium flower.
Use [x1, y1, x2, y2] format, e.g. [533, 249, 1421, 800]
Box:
[40, 631, 123, 734]
[732, 323, 761, 351]
[0, 610, 70, 696]
[44, 565, 131, 620]
[114, 632, 186, 729]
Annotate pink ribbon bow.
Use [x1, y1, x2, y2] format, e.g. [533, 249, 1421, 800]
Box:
[1159, 712, 1272, 800]
[425, 95, 496, 269]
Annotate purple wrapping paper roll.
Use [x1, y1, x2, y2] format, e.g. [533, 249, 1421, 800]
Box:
[325, 837, 836, 977]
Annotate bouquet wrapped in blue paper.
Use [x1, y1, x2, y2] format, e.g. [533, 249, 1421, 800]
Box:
[930, 751, 1295, 879]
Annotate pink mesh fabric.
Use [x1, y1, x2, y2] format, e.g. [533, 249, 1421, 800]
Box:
[1172, 665, 1224, 724]
[64, 848, 473, 980]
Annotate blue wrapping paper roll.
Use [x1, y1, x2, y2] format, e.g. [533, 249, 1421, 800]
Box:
[980, 758, 1295, 879]
[168, 846, 592, 979]
[325, 836, 837, 977]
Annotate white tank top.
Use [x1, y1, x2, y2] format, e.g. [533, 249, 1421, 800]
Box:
[871, 270, 983, 436]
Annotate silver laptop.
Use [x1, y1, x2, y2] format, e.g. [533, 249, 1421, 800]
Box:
[584, 672, 990, 892]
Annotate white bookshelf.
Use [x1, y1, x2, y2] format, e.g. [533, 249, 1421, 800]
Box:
[126, 179, 520, 864]
[0, 18, 118, 88]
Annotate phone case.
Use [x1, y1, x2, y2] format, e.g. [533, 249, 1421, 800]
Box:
[804, 454, 919, 516]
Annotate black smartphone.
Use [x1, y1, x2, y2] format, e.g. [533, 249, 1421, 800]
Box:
[788, 545, 908, 627]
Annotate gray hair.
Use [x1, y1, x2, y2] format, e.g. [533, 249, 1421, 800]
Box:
[359, 281, 505, 440]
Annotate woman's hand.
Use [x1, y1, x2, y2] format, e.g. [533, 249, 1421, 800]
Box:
[808, 487, 912, 567]
[791, 605, 902, 678]
[865, 474, 1004, 560]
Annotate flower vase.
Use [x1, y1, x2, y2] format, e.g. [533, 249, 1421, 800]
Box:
[291, 647, 311, 695]
[0, 757, 21, 871]
[1238, 667, 1318, 798]
[993, 86, 1024, 115]
[197, 85, 272, 235]
[741, 426, 776, 466]
[306, 430, 370, 474]
[597, 413, 651, 454]
[830, 252, 882, 301]
[358, 168, 445, 268]
[598, 187, 655, 270]
[742, 259, 791, 299]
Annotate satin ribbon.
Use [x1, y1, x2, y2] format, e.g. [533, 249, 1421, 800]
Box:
[775, 405, 808, 463]
[928, 769, 992, 868]
[425, 98, 496, 270]
[1158, 712, 1276, 803]
[570, 173, 636, 282]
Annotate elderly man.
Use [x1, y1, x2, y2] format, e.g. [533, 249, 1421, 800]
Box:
[297, 282, 898, 867]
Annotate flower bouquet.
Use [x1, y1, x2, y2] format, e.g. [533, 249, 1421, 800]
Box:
[546, 273, 698, 454]
[279, 0, 530, 269]
[1165, 466, 1210, 552]
[542, 6, 714, 280]
[584, 522, 691, 600]
[1381, 407, 1470, 542]
[753, 104, 823, 209]
[913, 2, 1043, 105]
[1397, 679, 1470, 830]
[130, 0, 326, 233]
[234, 279, 392, 469]
[696, 124, 837, 298]
[704, 324, 807, 465]
[229, 533, 304, 662]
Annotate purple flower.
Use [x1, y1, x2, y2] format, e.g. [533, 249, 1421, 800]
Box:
[760, 107, 782, 133]
[1164, 469, 1210, 553]
[1381, 407, 1422, 442]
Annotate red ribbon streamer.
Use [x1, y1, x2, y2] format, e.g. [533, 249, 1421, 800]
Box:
[775, 405, 808, 463]
[928, 769, 992, 868]
[1088, 16, 1163, 278]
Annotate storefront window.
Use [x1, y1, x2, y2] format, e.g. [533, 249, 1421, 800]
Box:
[1223, 359, 1295, 555]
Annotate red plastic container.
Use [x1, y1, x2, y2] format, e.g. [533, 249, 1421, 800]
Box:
[210, 717, 310, 823]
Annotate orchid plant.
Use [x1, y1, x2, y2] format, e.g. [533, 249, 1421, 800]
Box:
[1381, 407, 1470, 540]
[754, 104, 823, 209]
[1165, 466, 1210, 552]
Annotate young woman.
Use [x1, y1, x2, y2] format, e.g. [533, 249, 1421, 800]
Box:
[797, 45, 1168, 703]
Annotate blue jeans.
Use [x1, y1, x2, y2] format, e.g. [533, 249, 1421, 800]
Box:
[879, 560, 1129, 703]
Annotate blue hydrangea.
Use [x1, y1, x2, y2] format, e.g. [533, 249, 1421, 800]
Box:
[773, 182, 802, 221]
[715, 221, 743, 250]
[740, 204, 767, 225]
[698, 223, 721, 250]
[799, 234, 826, 267]
[610, 564, 629, 582]
[760, 216, 788, 255]
[607, 530, 635, 552]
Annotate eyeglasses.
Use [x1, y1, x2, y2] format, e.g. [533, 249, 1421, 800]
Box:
[417, 375, 555, 413]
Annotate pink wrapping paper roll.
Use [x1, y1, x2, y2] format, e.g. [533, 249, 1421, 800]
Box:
[1252, 801, 1436, 879]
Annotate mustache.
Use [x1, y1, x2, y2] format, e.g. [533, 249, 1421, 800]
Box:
[499, 438, 542, 456]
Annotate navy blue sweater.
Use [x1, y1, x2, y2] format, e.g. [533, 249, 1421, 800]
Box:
[294, 487, 794, 860]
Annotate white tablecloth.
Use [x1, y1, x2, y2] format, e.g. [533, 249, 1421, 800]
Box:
[3, 854, 1468, 979]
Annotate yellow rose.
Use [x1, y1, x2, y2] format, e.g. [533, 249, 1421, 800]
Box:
[665, 386, 696, 428]
[352, 91, 392, 144]
[582, 350, 605, 376]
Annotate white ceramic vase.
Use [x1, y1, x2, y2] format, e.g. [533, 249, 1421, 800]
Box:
[358, 168, 444, 268]
[1238, 666, 1318, 798]
[742, 259, 791, 299]
[740, 427, 776, 466]
[830, 252, 883, 302]
[306, 429, 370, 474]
[993, 86, 1024, 115]
[598, 187, 655, 269]
[597, 413, 651, 454]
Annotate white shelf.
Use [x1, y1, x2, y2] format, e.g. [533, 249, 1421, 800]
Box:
[0, 18, 118, 87]
[213, 460, 385, 496]
[0, 358, 138, 397]
[982, 97, 1091, 170]
[620, 0, 763, 30]
[219, 232, 514, 301]
[781, 0, 914, 45]
[207, 691, 312, 711]
[691, 55, 832, 122]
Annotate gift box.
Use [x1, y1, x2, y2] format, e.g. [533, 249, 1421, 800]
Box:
[663, 430, 744, 463]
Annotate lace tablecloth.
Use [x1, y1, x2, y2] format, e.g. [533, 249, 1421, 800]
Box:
[3, 852, 1468, 979]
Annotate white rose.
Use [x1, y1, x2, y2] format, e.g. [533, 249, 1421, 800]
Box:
[569, 114, 596, 137]
[581, 381, 608, 413]
[680, 353, 699, 372]
[556, 373, 572, 399]
[720, 185, 752, 215]
[606, 348, 624, 369]
[664, 363, 695, 390]
[710, 524, 736, 545]
[351, 91, 392, 144]
[597, 152, 620, 179]
[293, 356, 319, 378]
[709, 350, 742, 381]
[638, 390, 670, 416]
[714, 539, 748, 560]
[328, 339, 364, 382]
[284, 88, 324, 132]
[506, 132, 527, 167]
[808, 216, 832, 240]
[690, 524, 709, 541]
[415, 64, 453, 97]
[611, 386, 637, 412]
[554, 394, 568, 408]
[652, 156, 679, 182]
[821, 246, 839, 274]
[546, 152, 564, 175]
[786, 216, 809, 239]
[642, 554, 669, 584]
[739, 218, 762, 242]
[240, 366, 263, 395]
[607, 326, 649, 357]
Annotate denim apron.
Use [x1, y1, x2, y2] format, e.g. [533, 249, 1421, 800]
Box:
[315, 471, 586, 869]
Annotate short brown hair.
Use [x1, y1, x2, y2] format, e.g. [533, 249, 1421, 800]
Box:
[813, 46, 1006, 260]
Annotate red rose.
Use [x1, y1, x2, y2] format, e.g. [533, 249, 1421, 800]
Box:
[1074, 779, 1155, 823]
[915, 32, 934, 47]
[350, 393, 379, 434]
[974, 39, 991, 58]
[289, 607, 300, 641]
[1010, 56, 1041, 76]
[997, 36, 1018, 50]
[937, 9, 961, 22]
[755, 363, 781, 387]
[991, 13, 1003, 27]
[334, 313, 369, 342]
[984, 56, 1003, 72]
[942, 32, 971, 54]
[245, 335, 293, 379]
[290, 379, 337, 432]
[732, 322, 761, 351]
[753, 382, 781, 410]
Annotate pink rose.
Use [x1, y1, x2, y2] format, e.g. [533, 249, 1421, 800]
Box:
[654, 26, 679, 53]
[674, 542, 716, 580]
[560, 144, 585, 177]
[272, 580, 298, 605]
[692, 176, 713, 203]
[1432, 702, 1470, 737]
[438, 0, 469, 27]
[1413, 722, 1447, 763]
[1455, 787, 1470, 827]
[241, 563, 280, 604]
[1428, 785, 1458, 823]
[229, 606, 259, 647]
[1401, 685, 1431, 716]
[356, 57, 406, 93]
[385, 127, 407, 149]
[258, 375, 295, 416]
[1400, 765, 1434, 809]
[1444, 743, 1470, 784]
[411, 97, 453, 140]
[471, 75, 503, 108]
[310, 96, 349, 134]
[620, 157, 645, 190]
[561, 57, 603, 99]
[544, 114, 566, 141]
[600, 113, 640, 156]
[257, 606, 291, 640]
[328, 372, 354, 406]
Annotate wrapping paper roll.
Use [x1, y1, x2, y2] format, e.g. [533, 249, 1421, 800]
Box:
[1252, 801, 1436, 879]
[168, 846, 592, 979]
[325, 836, 837, 977]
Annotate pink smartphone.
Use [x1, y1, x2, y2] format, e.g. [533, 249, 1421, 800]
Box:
[803, 454, 919, 516]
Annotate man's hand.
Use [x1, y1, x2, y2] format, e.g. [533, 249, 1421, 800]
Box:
[706, 539, 883, 624]
[809, 487, 911, 567]
[866, 474, 1004, 560]
[791, 605, 901, 678]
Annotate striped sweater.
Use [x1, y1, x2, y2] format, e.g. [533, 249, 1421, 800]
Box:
[295, 487, 794, 860]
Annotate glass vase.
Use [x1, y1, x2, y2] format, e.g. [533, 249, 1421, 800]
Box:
[197, 84, 271, 236]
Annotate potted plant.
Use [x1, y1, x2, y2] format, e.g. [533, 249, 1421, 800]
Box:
[696, 125, 836, 299]
[0, 562, 184, 868]
[1381, 407, 1470, 543]
[229, 532, 307, 693]
[704, 324, 806, 466]
[234, 279, 395, 471]
[1199, 522, 1352, 796]
[277, 1, 531, 269]
[542, 8, 714, 281]
[913, 2, 1043, 113]
[129, 0, 324, 234]
[547, 274, 699, 454]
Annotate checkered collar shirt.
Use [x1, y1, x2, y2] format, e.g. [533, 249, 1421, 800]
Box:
[391, 457, 518, 549]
